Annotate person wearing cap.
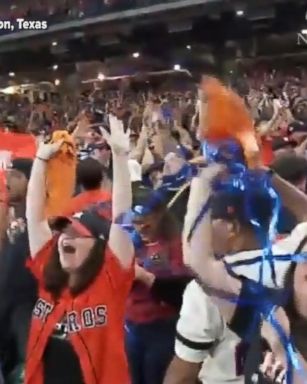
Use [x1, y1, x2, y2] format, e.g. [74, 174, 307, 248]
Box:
[183, 163, 307, 382]
[125, 181, 190, 384]
[271, 136, 296, 158]
[25, 115, 134, 384]
[288, 120, 307, 145]
[0, 158, 38, 383]
[164, 183, 294, 384]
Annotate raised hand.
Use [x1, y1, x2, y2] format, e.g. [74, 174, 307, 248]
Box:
[36, 140, 64, 161]
[259, 352, 286, 383]
[100, 115, 130, 156]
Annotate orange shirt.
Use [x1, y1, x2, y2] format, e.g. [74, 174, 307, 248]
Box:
[25, 239, 134, 384]
[63, 189, 111, 216]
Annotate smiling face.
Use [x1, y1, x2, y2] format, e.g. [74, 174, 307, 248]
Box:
[57, 224, 95, 273]
[132, 210, 164, 243]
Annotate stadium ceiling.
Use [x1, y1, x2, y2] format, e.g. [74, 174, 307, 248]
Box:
[0, 0, 307, 80]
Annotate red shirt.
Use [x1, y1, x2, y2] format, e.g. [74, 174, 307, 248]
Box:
[259, 136, 273, 166]
[126, 237, 184, 323]
[26, 238, 134, 384]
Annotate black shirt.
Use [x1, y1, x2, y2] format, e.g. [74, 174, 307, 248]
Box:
[229, 278, 285, 384]
[43, 314, 84, 384]
[0, 218, 37, 362]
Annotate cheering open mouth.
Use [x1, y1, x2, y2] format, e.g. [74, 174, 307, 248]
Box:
[62, 245, 76, 254]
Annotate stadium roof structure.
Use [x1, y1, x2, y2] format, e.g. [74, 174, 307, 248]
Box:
[0, 0, 306, 85]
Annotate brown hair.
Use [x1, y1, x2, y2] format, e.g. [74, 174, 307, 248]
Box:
[156, 207, 180, 242]
[43, 239, 106, 299]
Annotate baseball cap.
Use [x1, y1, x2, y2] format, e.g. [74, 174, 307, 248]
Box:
[50, 206, 111, 241]
[287, 120, 307, 134]
[271, 137, 296, 152]
[10, 158, 33, 180]
[132, 186, 167, 217]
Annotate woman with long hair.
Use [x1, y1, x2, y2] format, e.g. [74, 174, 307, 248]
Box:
[125, 188, 190, 384]
[25, 115, 134, 384]
[183, 163, 307, 383]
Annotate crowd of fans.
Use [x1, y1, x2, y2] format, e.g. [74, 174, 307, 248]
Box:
[0, 67, 307, 384]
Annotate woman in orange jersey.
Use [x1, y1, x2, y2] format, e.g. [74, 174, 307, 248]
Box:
[25, 115, 134, 384]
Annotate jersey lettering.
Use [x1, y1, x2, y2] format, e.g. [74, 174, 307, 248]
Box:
[66, 306, 108, 333]
[82, 308, 95, 328]
[33, 299, 54, 322]
[95, 305, 107, 326]
[33, 298, 108, 332]
[44, 303, 53, 321]
[67, 311, 81, 333]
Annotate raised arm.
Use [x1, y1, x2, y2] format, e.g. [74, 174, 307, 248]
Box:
[26, 142, 62, 257]
[102, 115, 134, 268]
[271, 171, 307, 223]
[256, 99, 282, 136]
[183, 165, 242, 321]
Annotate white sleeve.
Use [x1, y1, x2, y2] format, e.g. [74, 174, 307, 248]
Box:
[276, 222, 307, 253]
[175, 280, 224, 364]
[271, 223, 307, 286]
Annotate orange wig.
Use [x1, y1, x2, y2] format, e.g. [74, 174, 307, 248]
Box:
[199, 76, 260, 168]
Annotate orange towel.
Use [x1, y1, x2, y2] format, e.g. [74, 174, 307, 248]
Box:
[45, 131, 77, 218]
[199, 76, 260, 168]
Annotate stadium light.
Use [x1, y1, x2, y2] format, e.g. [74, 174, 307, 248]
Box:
[54, 79, 60, 86]
[9, 72, 15, 77]
[186, 45, 191, 50]
[52, 41, 58, 47]
[97, 73, 105, 81]
[132, 52, 140, 58]
[236, 9, 244, 16]
[53, 64, 58, 71]
[174, 64, 181, 71]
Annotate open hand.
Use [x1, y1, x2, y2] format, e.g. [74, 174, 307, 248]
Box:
[259, 351, 286, 383]
[100, 115, 130, 155]
[261, 307, 290, 375]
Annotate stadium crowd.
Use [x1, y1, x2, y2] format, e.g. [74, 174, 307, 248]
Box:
[0, 67, 307, 384]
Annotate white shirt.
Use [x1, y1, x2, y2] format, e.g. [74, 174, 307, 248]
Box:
[175, 222, 307, 384]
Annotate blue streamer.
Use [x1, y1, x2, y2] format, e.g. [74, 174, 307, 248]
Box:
[113, 137, 307, 382]
[199, 139, 307, 382]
